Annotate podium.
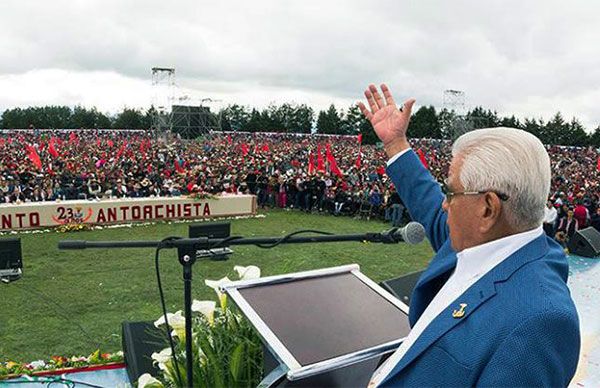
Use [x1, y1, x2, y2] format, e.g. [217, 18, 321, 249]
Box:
[222, 264, 410, 387]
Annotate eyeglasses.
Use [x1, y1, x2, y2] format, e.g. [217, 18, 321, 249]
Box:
[442, 179, 510, 203]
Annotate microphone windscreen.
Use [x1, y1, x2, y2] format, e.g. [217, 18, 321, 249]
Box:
[402, 222, 426, 244]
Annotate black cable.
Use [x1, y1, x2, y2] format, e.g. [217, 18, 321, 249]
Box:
[254, 229, 333, 249]
[12, 283, 100, 349]
[154, 237, 184, 387]
[205, 235, 242, 250]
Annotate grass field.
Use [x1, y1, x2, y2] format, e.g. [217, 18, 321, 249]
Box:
[0, 210, 433, 362]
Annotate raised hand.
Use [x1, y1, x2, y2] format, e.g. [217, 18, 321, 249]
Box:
[358, 84, 415, 157]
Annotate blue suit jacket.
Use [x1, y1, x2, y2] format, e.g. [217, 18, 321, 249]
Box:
[381, 150, 580, 387]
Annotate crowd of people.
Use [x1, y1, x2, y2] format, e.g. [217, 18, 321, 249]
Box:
[1, 129, 599, 244]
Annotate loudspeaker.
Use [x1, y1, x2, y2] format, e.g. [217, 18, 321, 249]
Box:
[189, 222, 233, 260]
[188, 221, 231, 239]
[568, 227, 600, 258]
[121, 321, 169, 383]
[0, 237, 23, 282]
[379, 270, 424, 305]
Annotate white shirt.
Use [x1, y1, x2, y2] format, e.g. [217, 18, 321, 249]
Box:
[370, 149, 544, 386]
[544, 206, 557, 224]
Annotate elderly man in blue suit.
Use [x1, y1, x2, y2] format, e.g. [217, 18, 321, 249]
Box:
[359, 84, 580, 387]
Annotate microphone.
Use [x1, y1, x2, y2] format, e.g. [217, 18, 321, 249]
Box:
[381, 222, 426, 244]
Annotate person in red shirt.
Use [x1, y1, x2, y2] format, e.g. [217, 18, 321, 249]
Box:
[573, 200, 589, 228]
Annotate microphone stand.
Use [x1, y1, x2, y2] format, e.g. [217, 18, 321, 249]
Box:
[58, 229, 409, 387]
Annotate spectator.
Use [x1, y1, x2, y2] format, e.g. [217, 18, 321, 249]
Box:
[543, 200, 558, 236]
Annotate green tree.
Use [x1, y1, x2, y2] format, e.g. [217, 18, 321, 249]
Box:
[467, 107, 500, 129]
[70, 106, 111, 129]
[220, 104, 250, 131]
[113, 108, 145, 129]
[290, 104, 314, 134]
[499, 115, 523, 129]
[343, 104, 378, 144]
[409, 106, 440, 138]
[589, 126, 600, 148]
[316, 104, 342, 134]
[543, 112, 569, 146]
[566, 117, 589, 147]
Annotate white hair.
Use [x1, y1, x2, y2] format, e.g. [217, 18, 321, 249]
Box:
[452, 127, 551, 231]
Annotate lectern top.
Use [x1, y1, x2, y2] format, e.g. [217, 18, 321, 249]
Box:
[222, 264, 410, 380]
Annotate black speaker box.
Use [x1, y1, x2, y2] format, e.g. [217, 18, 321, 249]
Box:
[121, 321, 169, 384]
[0, 237, 22, 270]
[379, 270, 424, 305]
[568, 227, 600, 258]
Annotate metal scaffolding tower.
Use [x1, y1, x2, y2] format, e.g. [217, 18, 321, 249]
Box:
[151, 67, 175, 135]
[443, 89, 472, 139]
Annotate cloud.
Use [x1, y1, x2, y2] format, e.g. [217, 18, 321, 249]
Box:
[0, 0, 598, 129]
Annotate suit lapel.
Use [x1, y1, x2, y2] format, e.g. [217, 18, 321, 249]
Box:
[383, 234, 550, 384]
[384, 277, 496, 384]
[409, 241, 457, 325]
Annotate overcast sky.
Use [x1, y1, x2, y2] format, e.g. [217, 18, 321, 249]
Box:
[1, 0, 599, 129]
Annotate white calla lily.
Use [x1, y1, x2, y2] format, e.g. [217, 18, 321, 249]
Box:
[151, 347, 172, 364]
[153, 313, 175, 328]
[205, 276, 232, 310]
[234, 265, 261, 280]
[138, 373, 163, 388]
[192, 300, 216, 324]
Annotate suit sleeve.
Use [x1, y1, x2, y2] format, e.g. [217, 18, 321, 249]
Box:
[386, 150, 449, 251]
[476, 309, 580, 387]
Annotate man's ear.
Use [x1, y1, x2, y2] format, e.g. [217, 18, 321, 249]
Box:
[480, 192, 503, 233]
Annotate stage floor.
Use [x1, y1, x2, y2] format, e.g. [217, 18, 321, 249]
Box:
[3, 255, 598, 387]
[568, 254, 600, 387]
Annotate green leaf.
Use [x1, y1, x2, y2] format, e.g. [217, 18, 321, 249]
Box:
[229, 342, 245, 383]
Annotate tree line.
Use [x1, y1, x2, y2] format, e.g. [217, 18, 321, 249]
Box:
[2, 103, 600, 147]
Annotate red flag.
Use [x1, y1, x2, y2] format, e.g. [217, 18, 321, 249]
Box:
[326, 145, 343, 178]
[325, 143, 332, 161]
[317, 144, 325, 172]
[69, 132, 78, 144]
[416, 149, 429, 169]
[26, 145, 42, 170]
[308, 152, 315, 175]
[241, 143, 249, 156]
[174, 159, 185, 173]
[48, 137, 59, 158]
[355, 147, 362, 168]
[357, 134, 362, 144]
[96, 138, 101, 147]
[227, 134, 232, 145]
[262, 143, 270, 152]
[107, 139, 114, 148]
[116, 141, 127, 159]
[329, 156, 343, 178]
[597, 157, 600, 171]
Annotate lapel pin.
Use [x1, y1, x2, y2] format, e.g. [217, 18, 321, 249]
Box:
[452, 303, 467, 318]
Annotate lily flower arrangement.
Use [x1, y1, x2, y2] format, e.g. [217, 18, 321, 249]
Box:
[139, 265, 263, 388]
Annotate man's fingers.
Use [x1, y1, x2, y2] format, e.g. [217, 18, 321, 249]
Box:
[403, 98, 416, 117]
[381, 84, 396, 107]
[369, 84, 385, 112]
[364, 89, 379, 113]
[357, 102, 373, 121]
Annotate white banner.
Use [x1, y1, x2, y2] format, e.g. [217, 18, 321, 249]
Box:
[0, 195, 256, 231]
